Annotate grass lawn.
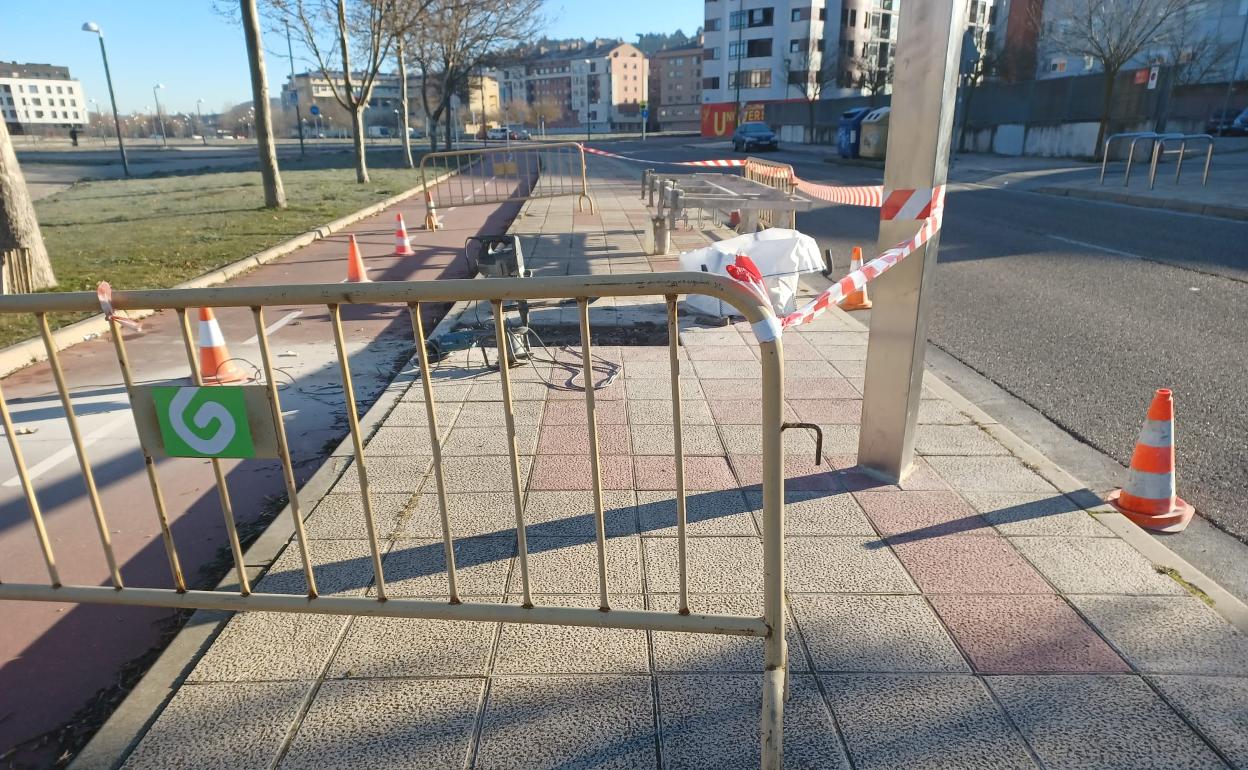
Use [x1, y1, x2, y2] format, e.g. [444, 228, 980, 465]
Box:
[6, 149, 434, 348]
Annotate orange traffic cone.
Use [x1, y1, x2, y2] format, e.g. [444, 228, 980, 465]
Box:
[394, 212, 414, 256]
[345, 234, 371, 283]
[423, 190, 441, 231]
[197, 308, 248, 385]
[1107, 388, 1195, 533]
[840, 246, 872, 310]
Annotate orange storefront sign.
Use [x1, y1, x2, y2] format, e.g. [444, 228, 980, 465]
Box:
[701, 103, 737, 137]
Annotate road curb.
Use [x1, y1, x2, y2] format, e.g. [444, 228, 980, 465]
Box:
[0, 169, 454, 380]
[1034, 185, 1248, 221]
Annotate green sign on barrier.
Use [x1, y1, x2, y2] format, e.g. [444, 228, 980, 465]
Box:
[151, 386, 257, 458]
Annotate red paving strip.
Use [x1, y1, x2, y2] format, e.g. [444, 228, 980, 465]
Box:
[889, 534, 1055, 595]
[929, 594, 1131, 673]
[855, 490, 992, 538]
[0, 173, 525, 765]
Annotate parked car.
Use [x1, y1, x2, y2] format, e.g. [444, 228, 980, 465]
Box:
[486, 127, 508, 140]
[1232, 107, 1248, 137]
[1205, 107, 1245, 136]
[509, 128, 531, 140]
[732, 121, 778, 152]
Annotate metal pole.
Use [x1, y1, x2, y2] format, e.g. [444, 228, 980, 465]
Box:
[734, 0, 745, 125]
[1217, 10, 1248, 136]
[94, 33, 130, 175]
[286, 20, 306, 158]
[858, 0, 968, 481]
[152, 86, 168, 148]
[196, 99, 207, 145]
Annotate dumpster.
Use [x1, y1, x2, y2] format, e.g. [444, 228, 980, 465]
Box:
[837, 108, 871, 158]
[858, 107, 891, 159]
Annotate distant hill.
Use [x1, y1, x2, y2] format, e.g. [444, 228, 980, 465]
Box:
[633, 28, 702, 55]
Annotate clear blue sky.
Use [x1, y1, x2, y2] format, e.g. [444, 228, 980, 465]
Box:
[2, 1, 703, 116]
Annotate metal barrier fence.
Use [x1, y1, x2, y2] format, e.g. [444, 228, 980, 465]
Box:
[0, 274, 788, 768]
[418, 142, 595, 229]
[743, 157, 798, 229]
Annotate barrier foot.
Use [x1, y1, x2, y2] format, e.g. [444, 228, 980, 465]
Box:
[760, 667, 785, 770]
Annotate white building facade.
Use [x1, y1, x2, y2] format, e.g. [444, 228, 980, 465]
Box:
[1, 61, 89, 134]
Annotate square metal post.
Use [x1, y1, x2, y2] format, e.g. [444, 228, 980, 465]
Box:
[858, 0, 968, 481]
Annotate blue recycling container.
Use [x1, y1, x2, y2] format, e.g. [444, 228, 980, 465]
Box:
[837, 108, 871, 158]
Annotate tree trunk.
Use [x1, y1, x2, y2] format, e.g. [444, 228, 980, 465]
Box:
[1096, 70, 1118, 160]
[352, 107, 370, 183]
[397, 39, 414, 169]
[0, 118, 56, 292]
[240, 0, 286, 209]
[444, 112, 454, 150]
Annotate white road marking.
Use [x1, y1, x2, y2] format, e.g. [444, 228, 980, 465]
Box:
[242, 310, 302, 344]
[1046, 234, 1143, 260]
[3, 413, 133, 487]
[443, 182, 490, 214]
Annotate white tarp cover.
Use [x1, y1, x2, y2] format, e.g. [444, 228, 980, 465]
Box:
[678, 228, 824, 318]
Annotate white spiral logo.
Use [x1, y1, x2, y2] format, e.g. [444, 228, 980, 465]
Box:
[168, 387, 237, 455]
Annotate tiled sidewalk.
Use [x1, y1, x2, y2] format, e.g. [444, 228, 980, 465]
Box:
[114, 158, 1248, 770]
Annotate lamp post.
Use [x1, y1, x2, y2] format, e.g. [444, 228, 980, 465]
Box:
[152, 84, 168, 147]
[196, 98, 208, 144]
[81, 21, 130, 175]
[284, 20, 306, 157]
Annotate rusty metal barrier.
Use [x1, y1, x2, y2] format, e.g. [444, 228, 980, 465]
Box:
[743, 157, 798, 229]
[419, 142, 596, 230]
[0, 273, 788, 768]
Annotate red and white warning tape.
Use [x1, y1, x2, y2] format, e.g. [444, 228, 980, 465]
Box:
[96, 281, 142, 332]
[582, 145, 746, 167]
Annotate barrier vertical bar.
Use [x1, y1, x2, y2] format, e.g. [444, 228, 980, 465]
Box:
[857, 0, 967, 482]
[251, 306, 319, 597]
[577, 298, 610, 610]
[37, 313, 123, 588]
[666, 296, 689, 614]
[758, 329, 786, 770]
[175, 308, 251, 595]
[328, 304, 388, 601]
[0, 382, 60, 586]
[408, 302, 460, 603]
[109, 319, 186, 592]
[493, 300, 533, 607]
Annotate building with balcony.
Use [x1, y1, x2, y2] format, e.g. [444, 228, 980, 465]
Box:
[651, 41, 704, 131]
[0, 61, 89, 134]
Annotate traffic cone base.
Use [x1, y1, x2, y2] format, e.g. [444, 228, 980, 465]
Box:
[394, 213, 414, 256]
[423, 191, 441, 231]
[197, 308, 248, 385]
[841, 246, 872, 310]
[1107, 489, 1195, 533]
[346, 234, 371, 283]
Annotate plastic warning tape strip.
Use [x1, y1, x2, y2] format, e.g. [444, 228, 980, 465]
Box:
[582, 145, 746, 167]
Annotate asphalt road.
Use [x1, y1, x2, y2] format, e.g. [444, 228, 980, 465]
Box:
[593, 136, 1248, 551]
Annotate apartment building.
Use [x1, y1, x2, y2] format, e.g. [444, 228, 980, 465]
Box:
[651, 42, 703, 131]
[0, 61, 89, 134]
[701, 1, 831, 135]
[282, 70, 498, 134]
[494, 40, 649, 132]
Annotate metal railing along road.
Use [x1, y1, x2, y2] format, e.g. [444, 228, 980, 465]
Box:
[418, 141, 595, 229]
[1148, 133, 1214, 189]
[0, 274, 790, 768]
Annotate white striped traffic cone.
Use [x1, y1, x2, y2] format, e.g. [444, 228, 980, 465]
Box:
[1106, 388, 1194, 532]
[840, 246, 872, 310]
[394, 213, 414, 256]
[423, 190, 441, 231]
[197, 308, 248, 385]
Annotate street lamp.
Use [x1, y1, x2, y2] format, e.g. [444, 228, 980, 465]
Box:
[81, 21, 130, 175]
[196, 98, 208, 145]
[152, 84, 168, 148]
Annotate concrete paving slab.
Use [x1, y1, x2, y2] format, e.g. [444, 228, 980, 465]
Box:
[964, 492, 1111, 537]
[451, 399, 545, 426]
[914, 425, 1010, 456]
[792, 595, 968, 673]
[891, 535, 1054, 595]
[718, 424, 819, 456]
[930, 595, 1129, 674]
[707, 398, 798, 425]
[522, 490, 639, 537]
[119, 681, 310, 770]
[279, 678, 481, 770]
[543, 398, 627, 425]
[361, 425, 435, 456]
[627, 398, 715, 426]
[1070, 595, 1248, 675]
[187, 612, 349, 683]
[657, 674, 849, 770]
[465, 380, 551, 401]
[649, 594, 806, 673]
[305, 493, 410, 540]
[474, 676, 656, 770]
[684, 345, 758, 361]
[788, 399, 863, 425]
[328, 610, 499, 678]
[636, 489, 757, 536]
[530, 454, 635, 490]
[1150, 675, 1248, 769]
[442, 425, 540, 456]
[989, 675, 1226, 770]
[437, 455, 533, 493]
[536, 423, 630, 455]
[731, 454, 846, 492]
[1011, 537, 1187, 595]
[630, 424, 725, 456]
[746, 490, 875, 536]
[925, 455, 1057, 493]
[381, 400, 462, 427]
[383, 537, 514, 597]
[494, 595, 649, 674]
[855, 490, 992, 538]
[822, 674, 1036, 770]
[828, 455, 953, 493]
[257, 539, 379, 596]
[785, 537, 918, 594]
[644, 536, 764, 593]
[509, 536, 643, 595]
[917, 399, 973, 424]
[785, 360, 842, 380]
[693, 359, 762, 380]
[623, 378, 705, 400]
[404, 491, 519, 538]
[330, 455, 431, 495]
[634, 455, 738, 491]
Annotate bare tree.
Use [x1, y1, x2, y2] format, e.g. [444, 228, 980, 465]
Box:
[531, 95, 565, 130]
[1037, 0, 1198, 156]
[849, 55, 894, 106]
[504, 98, 532, 127]
[406, 0, 542, 151]
[0, 118, 56, 293]
[785, 47, 837, 143]
[267, 0, 399, 182]
[241, 0, 286, 208]
[1158, 9, 1234, 128]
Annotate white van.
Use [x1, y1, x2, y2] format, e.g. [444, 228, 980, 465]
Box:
[486, 127, 508, 140]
